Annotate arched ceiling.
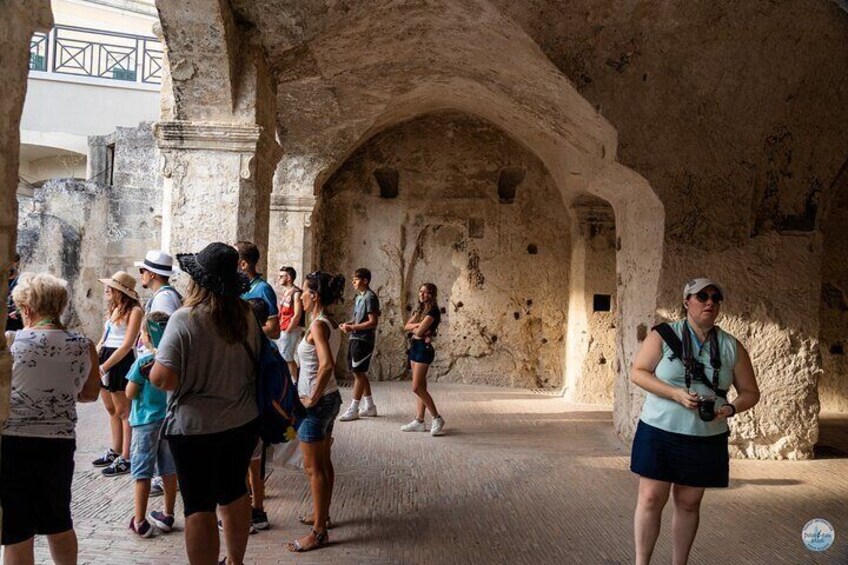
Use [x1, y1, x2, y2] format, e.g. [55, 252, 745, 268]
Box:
[225, 0, 848, 245]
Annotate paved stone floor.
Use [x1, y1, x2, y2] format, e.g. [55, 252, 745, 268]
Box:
[33, 382, 848, 564]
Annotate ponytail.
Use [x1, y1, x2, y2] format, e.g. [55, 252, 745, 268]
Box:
[305, 271, 346, 306]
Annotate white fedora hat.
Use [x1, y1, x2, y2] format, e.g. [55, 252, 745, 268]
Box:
[134, 250, 177, 277]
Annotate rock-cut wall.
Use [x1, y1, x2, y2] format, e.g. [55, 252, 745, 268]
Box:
[16, 123, 164, 340]
[314, 113, 572, 389]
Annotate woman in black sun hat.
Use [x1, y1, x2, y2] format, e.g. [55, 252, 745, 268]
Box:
[151, 242, 261, 565]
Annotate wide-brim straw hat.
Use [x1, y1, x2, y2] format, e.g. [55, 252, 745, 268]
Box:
[98, 271, 139, 301]
[177, 242, 250, 297]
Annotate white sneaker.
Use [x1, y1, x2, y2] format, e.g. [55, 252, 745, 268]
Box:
[339, 406, 360, 421]
[430, 416, 445, 436]
[359, 404, 378, 417]
[400, 419, 427, 432]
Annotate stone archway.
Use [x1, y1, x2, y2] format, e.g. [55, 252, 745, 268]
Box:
[257, 0, 667, 436]
[312, 111, 573, 387]
[564, 194, 618, 405]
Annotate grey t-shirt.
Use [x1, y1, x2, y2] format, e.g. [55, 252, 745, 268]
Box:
[351, 289, 380, 343]
[156, 306, 260, 435]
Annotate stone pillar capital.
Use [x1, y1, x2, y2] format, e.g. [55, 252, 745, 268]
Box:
[270, 194, 316, 212]
[154, 121, 263, 152]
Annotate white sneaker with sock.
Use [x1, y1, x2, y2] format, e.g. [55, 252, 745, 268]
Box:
[359, 404, 377, 417]
[339, 403, 360, 421]
[400, 419, 427, 432]
[430, 416, 445, 436]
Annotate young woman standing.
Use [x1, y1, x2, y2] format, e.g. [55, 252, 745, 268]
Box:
[288, 271, 345, 553]
[401, 283, 445, 437]
[93, 271, 143, 477]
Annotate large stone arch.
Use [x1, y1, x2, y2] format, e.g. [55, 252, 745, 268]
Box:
[313, 111, 575, 386]
[269, 83, 663, 440]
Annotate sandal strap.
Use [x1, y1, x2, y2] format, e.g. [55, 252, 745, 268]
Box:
[312, 528, 329, 544]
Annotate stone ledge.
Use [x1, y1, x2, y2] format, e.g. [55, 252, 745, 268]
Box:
[270, 194, 316, 212]
[154, 121, 263, 152]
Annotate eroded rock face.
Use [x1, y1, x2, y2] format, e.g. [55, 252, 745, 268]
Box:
[314, 113, 571, 388]
[819, 184, 848, 413]
[17, 180, 109, 339]
[17, 124, 165, 341]
[659, 233, 824, 460]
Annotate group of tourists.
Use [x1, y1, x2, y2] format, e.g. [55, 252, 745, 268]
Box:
[1, 232, 759, 565]
[1, 239, 452, 564]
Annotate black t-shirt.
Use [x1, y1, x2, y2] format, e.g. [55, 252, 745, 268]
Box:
[423, 306, 441, 336]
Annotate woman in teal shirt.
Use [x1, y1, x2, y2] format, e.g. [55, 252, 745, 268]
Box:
[630, 278, 759, 565]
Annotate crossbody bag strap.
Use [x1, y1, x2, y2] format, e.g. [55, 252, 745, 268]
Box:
[653, 323, 683, 360]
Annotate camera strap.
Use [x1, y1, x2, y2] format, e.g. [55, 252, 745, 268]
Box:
[653, 322, 727, 399]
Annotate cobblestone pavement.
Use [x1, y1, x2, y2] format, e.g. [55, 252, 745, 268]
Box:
[31, 382, 848, 564]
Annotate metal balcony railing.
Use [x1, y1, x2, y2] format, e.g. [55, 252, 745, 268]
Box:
[29, 24, 162, 86]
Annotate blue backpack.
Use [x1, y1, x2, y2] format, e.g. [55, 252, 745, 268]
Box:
[241, 330, 306, 444]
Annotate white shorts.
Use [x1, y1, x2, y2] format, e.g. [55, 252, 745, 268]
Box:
[277, 328, 304, 362]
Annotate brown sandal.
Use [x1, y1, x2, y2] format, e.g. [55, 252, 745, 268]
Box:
[287, 529, 329, 552]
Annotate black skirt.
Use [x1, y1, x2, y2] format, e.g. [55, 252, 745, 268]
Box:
[98, 347, 135, 392]
[630, 419, 730, 488]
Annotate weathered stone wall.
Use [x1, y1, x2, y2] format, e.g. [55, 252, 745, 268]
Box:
[93, 123, 165, 275]
[17, 181, 109, 339]
[17, 123, 163, 340]
[487, 0, 848, 458]
[819, 186, 848, 413]
[568, 196, 617, 405]
[154, 0, 845, 458]
[314, 113, 571, 388]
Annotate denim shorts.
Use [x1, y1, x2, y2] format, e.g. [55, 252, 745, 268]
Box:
[130, 421, 176, 480]
[408, 339, 435, 365]
[297, 391, 342, 443]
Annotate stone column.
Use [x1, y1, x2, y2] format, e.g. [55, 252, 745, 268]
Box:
[268, 195, 316, 280]
[154, 121, 281, 271]
[0, 0, 53, 532]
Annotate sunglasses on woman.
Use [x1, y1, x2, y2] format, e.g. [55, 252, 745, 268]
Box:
[693, 291, 723, 304]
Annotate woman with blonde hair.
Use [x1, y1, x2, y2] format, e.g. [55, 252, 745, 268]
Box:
[401, 283, 445, 436]
[92, 271, 143, 477]
[1, 273, 100, 565]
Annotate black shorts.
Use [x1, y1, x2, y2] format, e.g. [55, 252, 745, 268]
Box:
[348, 339, 375, 373]
[630, 420, 730, 488]
[408, 339, 435, 365]
[1, 435, 76, 545]
[166, 419, 259, 516]
[98, 347, 135, 393]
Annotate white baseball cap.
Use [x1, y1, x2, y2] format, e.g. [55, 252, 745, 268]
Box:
[134, 250, 177, 277]
[683, 278, 726, 300]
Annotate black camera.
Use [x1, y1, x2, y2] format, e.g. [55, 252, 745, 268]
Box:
[698, 396, 716, 422]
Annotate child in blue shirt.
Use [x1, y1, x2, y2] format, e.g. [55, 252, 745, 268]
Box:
[125, 311, 177, 538]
